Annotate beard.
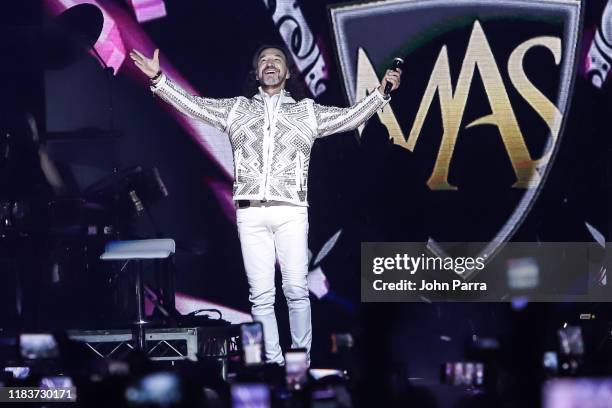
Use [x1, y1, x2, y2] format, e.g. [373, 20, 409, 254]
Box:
[259, 71, 283, 87]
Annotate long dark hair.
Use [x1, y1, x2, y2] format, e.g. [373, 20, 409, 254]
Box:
[243, 44, 307, 101]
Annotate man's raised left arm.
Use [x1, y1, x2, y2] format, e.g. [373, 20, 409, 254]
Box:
[313, 68, 401, 138]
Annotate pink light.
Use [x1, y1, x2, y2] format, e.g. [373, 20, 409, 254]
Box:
[127, 0, 167, 23]
[43, 0, 235, 219]
[99, 0, 236, 215]
[44, 0, 126, 74]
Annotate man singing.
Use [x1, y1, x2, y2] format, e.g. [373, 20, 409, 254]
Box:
[130, 45, 401, 365]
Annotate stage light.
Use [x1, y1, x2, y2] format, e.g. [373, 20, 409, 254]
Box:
[127, 0, 166, 23]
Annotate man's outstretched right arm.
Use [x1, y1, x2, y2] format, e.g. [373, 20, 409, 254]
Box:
[150, 73, 236, 132]
[130, 48, 236, 132]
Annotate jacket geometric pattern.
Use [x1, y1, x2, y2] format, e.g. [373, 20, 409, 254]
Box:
[151, 74, 389, 205]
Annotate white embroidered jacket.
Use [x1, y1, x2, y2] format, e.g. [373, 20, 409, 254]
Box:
[151, 73, 389, 206]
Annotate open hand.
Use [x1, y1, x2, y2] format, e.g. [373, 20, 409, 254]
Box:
[130, 48, 160, 79]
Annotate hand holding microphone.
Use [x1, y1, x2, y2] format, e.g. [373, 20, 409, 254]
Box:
[378, 57, 404, 97]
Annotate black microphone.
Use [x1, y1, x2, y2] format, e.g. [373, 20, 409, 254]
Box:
[384, 57, 404, 95]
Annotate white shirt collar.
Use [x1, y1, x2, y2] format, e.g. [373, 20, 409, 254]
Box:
[254, 87, 295, 102]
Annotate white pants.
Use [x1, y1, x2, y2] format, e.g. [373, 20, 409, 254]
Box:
[236, 202, 311, 365]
